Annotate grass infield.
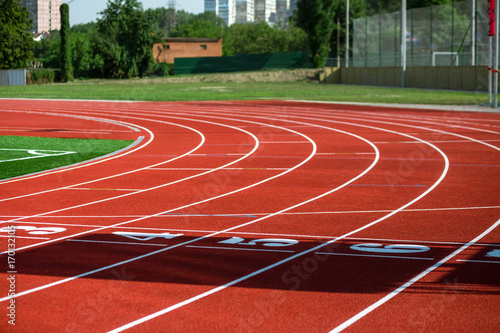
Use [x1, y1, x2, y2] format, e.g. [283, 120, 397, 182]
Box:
[0, 77, 487, 105]
[0, 136, 133, 180]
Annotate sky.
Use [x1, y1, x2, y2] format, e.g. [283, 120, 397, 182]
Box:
[64, 0, 204, 26]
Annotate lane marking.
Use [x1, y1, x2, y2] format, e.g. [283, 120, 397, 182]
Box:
[66, 239, 168, 247]
[0, 235, 50, 240]
[147, 167, 288, 171]
[0, 148, 76, 163]
[0, 110, 379, 308]
[348, 184, 426, 187]
[456, 259, 500, 264]
[315, 251, 434, 261]
[0, 111, 149, 185]
[1, 205, 497, 220]
[185, 245, 295, 253]
[259, 141, 310, 143]
[331, 218, 500, 332]
[106, 108, 453, 332]
[68, 188, 141, 192]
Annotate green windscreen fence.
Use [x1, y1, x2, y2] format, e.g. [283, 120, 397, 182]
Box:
[174, 52, 313, 75]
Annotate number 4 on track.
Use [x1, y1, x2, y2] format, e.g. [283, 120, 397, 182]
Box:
[486, 249, 500, 258]
[113, 231, 183, 241]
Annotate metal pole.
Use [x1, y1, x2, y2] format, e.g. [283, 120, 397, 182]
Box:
[489, 37, 493, 104]
[495, 0, 499, 107]
[402, 0, 407, 88]
[346, 0, 349, 68]
[471, 0, 476, 66]
[379, 14, 382, 67]
[337, 16, 340, 67]
[451, 0, 455, 66]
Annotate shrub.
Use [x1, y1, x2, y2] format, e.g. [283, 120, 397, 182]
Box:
[27, 69, 57, 84]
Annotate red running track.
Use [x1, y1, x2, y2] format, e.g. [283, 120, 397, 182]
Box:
[0, 99, 499, 332]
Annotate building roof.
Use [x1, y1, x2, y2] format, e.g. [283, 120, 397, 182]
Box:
[163, 38, 221, 43]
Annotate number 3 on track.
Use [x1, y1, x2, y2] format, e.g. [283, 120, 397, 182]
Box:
[350, 243, 430, 254]
[0, 226, 66, 235]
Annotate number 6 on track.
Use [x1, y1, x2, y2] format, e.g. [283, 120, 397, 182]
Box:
[350, 243, 430, 254]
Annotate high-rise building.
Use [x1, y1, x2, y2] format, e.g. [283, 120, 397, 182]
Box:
[254, 0, 275, 23]
[22, 0, 62, 33]
[235, 0, 254, 24]
[205, 0, 236, 26]
[207, 0, 292, 26]
[276, 0, 289, 23]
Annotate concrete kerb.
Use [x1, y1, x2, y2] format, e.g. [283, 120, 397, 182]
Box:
[291, 100, 500, 114]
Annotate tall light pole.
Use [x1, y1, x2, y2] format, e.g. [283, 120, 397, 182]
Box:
[401, 0, 407, 88]
[495, 0, 499, 107]
[346, 0, 349, 68]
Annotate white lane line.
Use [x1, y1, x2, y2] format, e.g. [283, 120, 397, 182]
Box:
[0, 110, 149, 185]
[147, 167, 289, 171]
[3, 220, 499, 247]
[316, 152, 376, 155]
[67, 188, 142, 192]
[0, 118, 184, 201]
[331, 218, 500, 333]
[0, 115, 256, 253]
[0, 235, 50, 240]
[374, 139, 500, 144]
[315, 252, 434, 261]
[456, 259, 500, 264]
[0, 111, 378, 311]
[0, 117, 318, 302]
[1, 204, 497, 220]
[259, 141, 310, 143]
[106, 109, 452, 332]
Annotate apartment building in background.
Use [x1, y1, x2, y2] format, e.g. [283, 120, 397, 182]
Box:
[207, 0, 295, 26]
[22, 0, 62, 33]
[235, 0, 254, 24]
[254, 0, 275, 23]
[205, 0, 236, 26]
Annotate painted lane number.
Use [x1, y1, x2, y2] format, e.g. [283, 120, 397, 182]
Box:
[350, 243, 430, 254]
[486, 249, 500, 258]
[219, 237, 299, 247]
[0, 226, 66, 235]
[112, 231, 183, 241]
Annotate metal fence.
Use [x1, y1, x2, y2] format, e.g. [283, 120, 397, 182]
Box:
[343, 0, 488, 68]
[0, 69, 26, 86]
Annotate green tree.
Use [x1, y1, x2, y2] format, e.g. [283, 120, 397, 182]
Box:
[60, 3, 73, 82]
[223, 22, 307, 56]
[95, 0, 155, 78]
[296, 0, 337, 68]
[169, 11, 226, 39]
[0, 0, 34, 69]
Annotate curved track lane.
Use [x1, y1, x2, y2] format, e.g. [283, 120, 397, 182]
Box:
[0, 100, 499, 332]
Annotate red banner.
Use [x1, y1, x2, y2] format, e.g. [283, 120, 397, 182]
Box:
[490, 0, 496, 36]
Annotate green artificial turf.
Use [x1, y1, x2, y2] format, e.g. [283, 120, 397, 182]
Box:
[0, 136, 134, 180]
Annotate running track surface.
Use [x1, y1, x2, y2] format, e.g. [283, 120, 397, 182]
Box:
[1, 99, 499, 332]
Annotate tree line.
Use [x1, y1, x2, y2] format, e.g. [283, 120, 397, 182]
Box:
[1, 0, 453, 80]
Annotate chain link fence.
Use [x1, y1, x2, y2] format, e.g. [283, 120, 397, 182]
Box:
[330, 0, 489, 68]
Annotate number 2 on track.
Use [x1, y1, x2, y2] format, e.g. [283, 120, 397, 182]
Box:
[219, 237, 299, 247]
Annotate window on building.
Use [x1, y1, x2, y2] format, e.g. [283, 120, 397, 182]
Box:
[200, 45, 207, 50]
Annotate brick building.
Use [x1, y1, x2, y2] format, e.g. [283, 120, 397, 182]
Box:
[153, 38, 223, 64]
